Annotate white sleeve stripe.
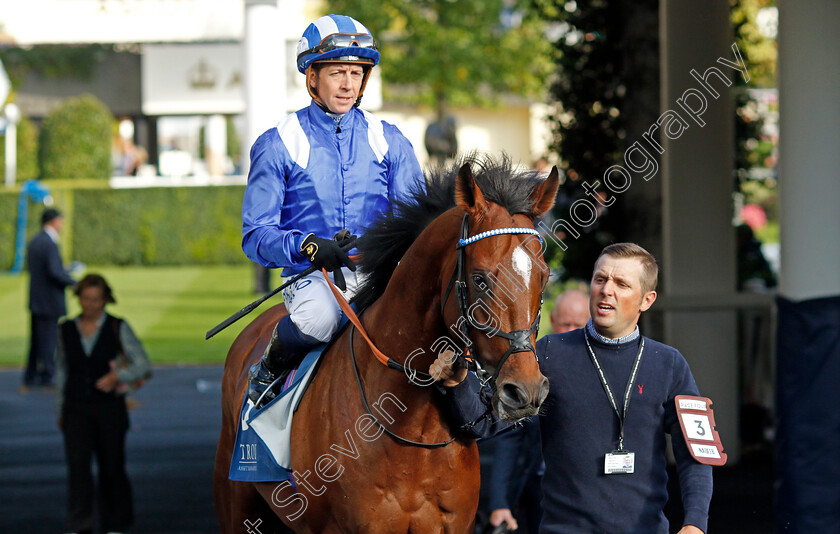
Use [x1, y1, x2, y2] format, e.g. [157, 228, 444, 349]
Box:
[276, 113, 310, 169]
[361, 110, 389, 164]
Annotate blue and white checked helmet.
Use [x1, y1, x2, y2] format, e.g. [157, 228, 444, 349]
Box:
[296, 14, 380, 74]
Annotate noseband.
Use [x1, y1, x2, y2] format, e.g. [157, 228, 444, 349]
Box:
[442, 214, 543, 390]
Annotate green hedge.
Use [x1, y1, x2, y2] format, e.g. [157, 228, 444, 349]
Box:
[39, 94, 113, 180]
[0, 184, 249, 269]
[0, 193, 24, 269]
[0, 190, 49, 270]
[73, 185, 247, 265]
[0, 117, 40, 183]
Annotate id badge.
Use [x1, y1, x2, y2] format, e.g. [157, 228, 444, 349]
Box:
[604, 450, 635, 474]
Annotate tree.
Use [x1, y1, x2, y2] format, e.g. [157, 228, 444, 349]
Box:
[732, 0, 777, 174]
[39, 94, 113, 179]
[0, 45, 111, 89]
[532, 0, 660, 281]
[325, 0, 552, 115]
[533, 0, 777, 279]
[731, 0, 778, 245]
[731, 0, 777, 89]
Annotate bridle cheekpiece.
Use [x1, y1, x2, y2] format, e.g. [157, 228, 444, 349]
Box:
[444, 215, 544, 390]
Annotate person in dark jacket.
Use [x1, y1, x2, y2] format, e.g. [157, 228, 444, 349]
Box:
[56, 274, 150, 534]
[434, 243, 713, 534]
[22, 208, 76, 389]
[486, 289, 590, 534]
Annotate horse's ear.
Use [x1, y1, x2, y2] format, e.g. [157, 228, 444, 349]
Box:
[455, 163, 488, 214]
[529, 166, 560, 218]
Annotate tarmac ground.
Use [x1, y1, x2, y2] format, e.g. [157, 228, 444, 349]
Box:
[0, 366, 774, 533]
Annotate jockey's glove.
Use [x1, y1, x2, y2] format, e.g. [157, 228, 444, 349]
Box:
[300, 232, 356, 291]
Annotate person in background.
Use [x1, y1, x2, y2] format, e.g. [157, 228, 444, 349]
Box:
[487, 289, 590, 533]
[22, 208, 76, 391]
[549, 289, 590, 335]
[56, 274, 151, 534]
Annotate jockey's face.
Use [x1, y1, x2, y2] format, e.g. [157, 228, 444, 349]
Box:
[309, 63, 365, 114]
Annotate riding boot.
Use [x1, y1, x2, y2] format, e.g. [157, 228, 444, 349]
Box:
[247, 315, 320, 408]
[247, 329, 290, 408]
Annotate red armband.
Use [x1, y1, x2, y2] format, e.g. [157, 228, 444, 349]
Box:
[675, 395, 727, 466]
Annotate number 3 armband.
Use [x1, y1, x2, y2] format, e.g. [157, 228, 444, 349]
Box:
[674, 395, 727, 466]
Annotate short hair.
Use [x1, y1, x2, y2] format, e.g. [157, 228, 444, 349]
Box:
[596, 243, 659, 293]
[73, 273, 116, 304]
[41, 208, 61, 226]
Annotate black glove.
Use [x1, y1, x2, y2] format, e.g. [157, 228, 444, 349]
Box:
[300, 232, 356, 291]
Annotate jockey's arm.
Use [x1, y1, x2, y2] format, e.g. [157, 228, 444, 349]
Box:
[241, 130, 308, 270]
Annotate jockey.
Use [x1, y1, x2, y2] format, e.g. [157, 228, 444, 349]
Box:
[241, 14, 424, 408]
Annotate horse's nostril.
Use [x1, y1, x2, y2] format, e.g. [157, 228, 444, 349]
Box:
[499, 382, 529, 409]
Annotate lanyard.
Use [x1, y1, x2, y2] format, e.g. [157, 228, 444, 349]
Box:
[583, 331, 645, 451]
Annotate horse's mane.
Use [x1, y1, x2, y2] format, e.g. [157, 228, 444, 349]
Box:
[350, 153, 545, 312]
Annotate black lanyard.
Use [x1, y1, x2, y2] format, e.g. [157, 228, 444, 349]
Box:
[583, 331, 645, 451]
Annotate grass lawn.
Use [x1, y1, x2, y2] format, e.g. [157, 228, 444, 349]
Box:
[0, 263, 558, 370]
[0, 264, 267, 368]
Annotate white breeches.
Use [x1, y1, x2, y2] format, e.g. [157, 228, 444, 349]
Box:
[281, 266, 363, 342]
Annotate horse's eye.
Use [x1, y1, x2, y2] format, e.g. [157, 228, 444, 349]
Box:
[472, 274, 488, 289]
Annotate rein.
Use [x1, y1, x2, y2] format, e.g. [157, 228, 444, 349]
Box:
[321, 269, 435, 386]
[348, 327, 457, 449]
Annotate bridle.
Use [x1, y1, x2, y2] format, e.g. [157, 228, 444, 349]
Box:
[441, 214, 544, 391]
[339, 212, 545, 448]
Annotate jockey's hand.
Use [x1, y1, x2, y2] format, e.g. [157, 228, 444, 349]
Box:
[429, 350, 468, 387]
[301, 233, 356, 291]
[330, 230, 358, 290]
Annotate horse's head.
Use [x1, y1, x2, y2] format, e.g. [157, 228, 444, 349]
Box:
[445, 159, 559, 421]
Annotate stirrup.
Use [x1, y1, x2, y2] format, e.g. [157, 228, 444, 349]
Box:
[248, 358, 282, 408]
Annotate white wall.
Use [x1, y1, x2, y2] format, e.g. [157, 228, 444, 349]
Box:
[0, 0, 244, 44]
[376, 103, 550, 170]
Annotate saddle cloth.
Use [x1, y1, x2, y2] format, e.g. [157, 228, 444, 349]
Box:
[228, 315, 349, 483]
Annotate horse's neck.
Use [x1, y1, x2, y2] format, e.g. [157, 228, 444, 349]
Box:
[354, 211, 461, 428]
[363, 210, 460, 363]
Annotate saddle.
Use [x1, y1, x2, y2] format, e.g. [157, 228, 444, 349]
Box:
[229, 316, 350, 482]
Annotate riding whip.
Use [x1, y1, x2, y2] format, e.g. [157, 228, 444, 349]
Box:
[205, 235, 357, 340]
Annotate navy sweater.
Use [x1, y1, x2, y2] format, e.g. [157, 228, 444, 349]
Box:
[443, 329, 713, 534]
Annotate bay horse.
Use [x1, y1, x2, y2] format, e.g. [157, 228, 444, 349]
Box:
[214, 154, 560, 533]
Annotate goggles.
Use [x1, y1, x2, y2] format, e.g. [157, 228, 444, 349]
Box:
[302, 32, 377, 58]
